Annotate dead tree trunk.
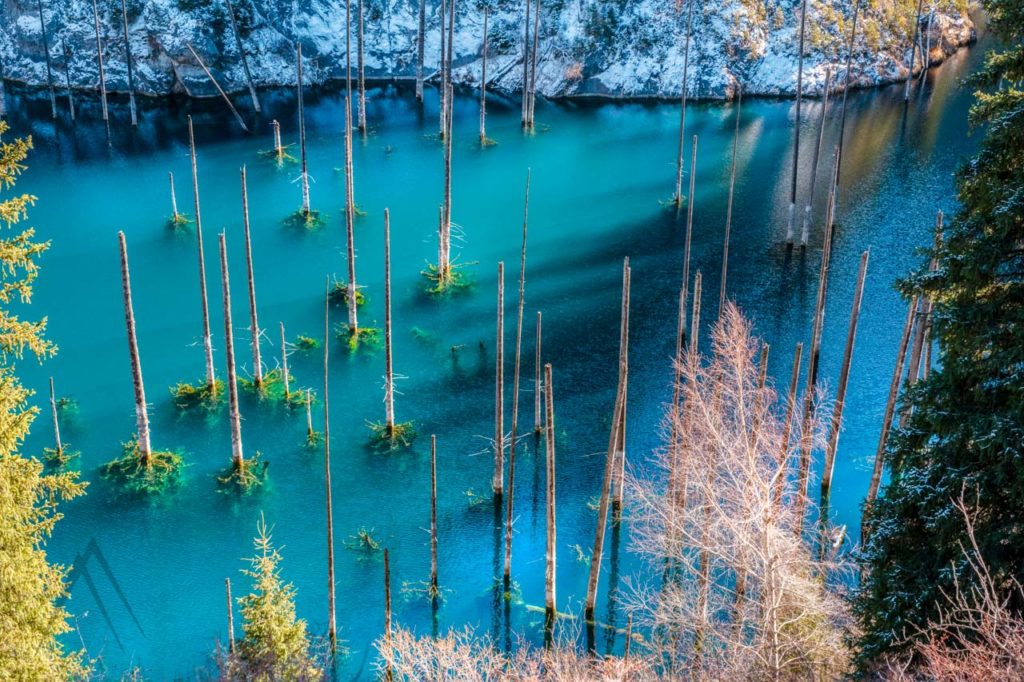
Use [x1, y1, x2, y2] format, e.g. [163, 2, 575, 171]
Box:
[36, 0, 57, 119]
[384, 209, 395, 432]
[720, 88, 742, 313]
[439, 0, 447, 137]
[430, 434, 439, 597]
[49, 377, 62, 456]
[494, 261, 505, 497]
[773, 342, 803, 510]
[324, 278, 338, 655]
[680, 135, 699, 343]
[543, 362, 557, 638]
[786, 0, 810, 245]
[297, 45, 311, 217]
[863, 296, 918, 538]
[673, 0, 696, 205]
[446, 0, 455, 118]
[225, 577, 235, 653]
[225, 0, 260, 112]
[438, 87, 454, 283]
[186, 44, 248, 132]
[305, 389, 314, 439]
[834, 0, 861, 209]
[344, 95, 359, 332]
[611, 258, 631, 515]
[416, 0, 425, 101]
[521, 0, 530, 126]
[504, 172, 530, 584]
[280, 322, 291, 400]
[218, 234, 245, 468]
[118, 232, 152, 464]
[904, 0, 924, 100]
[169, 172, 182, 222]
[800, 68, 833, 246]
[357, 0, 367, 131]
[534, 311, 542, 433]
[119, 0, 137, 126]
[0, 58, 7, 117]
[272, 119, 284, 162]
[384, 548, 393, 681]
[479, 9, 488, 144]
[91, 0, 109, 122]
[241, 165, 263, 388]
[61, 40, 75, 121]
[821, 249, 869, 499]
[188, 116, 217, 394]
[527, 0, 540, 127]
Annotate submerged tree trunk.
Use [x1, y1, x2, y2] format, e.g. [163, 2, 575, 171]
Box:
[680, 135, 699, 343]
[720, 88, 742, 313]
[225, 577, 235, 653]
[49, 377, 62, 456]
[384, 548, 393, 681]
[91, 0, 109, 122]
[168, 172, 181, 221]
[611, 259, 631, 514]
[415, 0, 425, 101]
[800, 69, 833, 246]
[527, 0, 541, 127]
[384, 209, 395, 432]
[240, 166, 263, 388]
[119, 0, 138, 126]
[272, 119, 284, 162]
[439, 0, 447, 137]
[61, 40, 75, 121]
[218, 234, 245, 468]
[673, 0, 695, 205]
[118, 232, 152, 463]
[36, 0, 57, 119]
[297, 45, 311, 216]
[188, 116, 217, 394]
[357, 0, 367, 131]
[324, 278, 338, 655]
[438, 85, 454, 283]
[786, 0, 810, 245]
[187, 44, 248, 132]
[344, 95, 359, 331]
[280, 322, 291, 400]
[479, 9, 488, 144]
[430, 434, 439, 596]
[521, 0, 531, 126]
[534, 311, 542, 433]
[494, 261, 505, 497]
[543, 362, 557, 639]
[225, 0, 260, 113]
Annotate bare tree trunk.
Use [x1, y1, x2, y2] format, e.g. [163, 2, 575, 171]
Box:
[297, 45, 311, 216]
[186, 44, 248, 132]
[479, 9, 488, 144]
[272, 119, 283, 162]
[773, 342, 803, 510]
[118, 232, 152, 464]
[0, 58, 7, 117]
[786, 0, 810, 245]
[430, 434, 439, 597]
[357, 0, 367, 131]
[920, 212, 942, 382]
[384, 547, 393, 680]
[521, 0, 530, 126]
[834, 0, 860, 209]
[439, 86, 454, 282]
[494, 261, 505, 497]
[904, 0, 924, 100]
[416, 0, 425, 101]
[439, 0, 447, 137]
[863, 295, 918, 537]
[821, 250, 869, 499]
[344, 95, 359, 332]
[91, 0, 109, 122]
[384, 209, 395, 432]
[543, 362, 557, 638]
[119, 0, 137, 126]
[505, 172, 530, 584]
[61, 40, 75, 121]
[720, 88, 742, 313]
[225, 0, 260, 112]
[49, 377, 62, 455]
[446, 0, 455, 118]
[280, 322, 290, 400]
[169, 172, 181, 221]
[218, 234, 245, 468]
[534, 311, 542, 433]
[611, 258, 631, 514]
[188, 116, 217, 394]
[306, 389, 314, 438]
[324, 278, 337, 655]
[800, 68, 833, 246]
[226, 577, 235, 653]
[240, 166, 263, 388]
[680, 135, 699, 344]
[36, 0, 57, 119]
[672, 0, 696, 205]
[527, 0, 540, 127]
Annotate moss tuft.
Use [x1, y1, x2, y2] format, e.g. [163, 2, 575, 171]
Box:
[216, 453, 268, 494]
[344, 527, 382, 553]
[284, 209, 324, 229]
[334, 324, 381, 353]
[102, 439, 183, 495]
[240, 368, 311, 409]
[171, 379, 224, 410]
[305, 429, 323, 448]
[43, 445, 79, 469]
[367, 421, 416, 451]
[168, 212, 192, 228]
[421, 261, 475, 296]
[328, 281, 367, 308]
[294, 335, 321, 352]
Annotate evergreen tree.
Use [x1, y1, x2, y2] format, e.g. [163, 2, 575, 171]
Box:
[226, 516, 319, 681]
[0, 122, 89, 677]
[855, 0, 1024, 666]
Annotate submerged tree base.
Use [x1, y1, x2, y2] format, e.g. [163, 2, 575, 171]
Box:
[480, 136, 498, 148]
[328, 281, 367, 308]
[345, 527, 382, 554]
[43, 445, 79, 469]
[240, 368, 310, 408]
[167, 212, 192, 228]
[216, 453, 268, 494]
[367, 421, 416, 451]
[284, 209, 324, 229]
[659, 195, 688, 209]
[102, 439, 183, 495]
[305, 429, 323, 449]
[171, 379, 225, 411]
[401, 580, 448, 604]
[293, 334, 321, 353]
[258, 144, 297, 166]
[422, 262, 475, 296]
[335, 324, 381, 353]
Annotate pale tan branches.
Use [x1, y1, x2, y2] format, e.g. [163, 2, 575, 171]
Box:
[628, 303, 853, 680]
[885, 490, 1024, 681]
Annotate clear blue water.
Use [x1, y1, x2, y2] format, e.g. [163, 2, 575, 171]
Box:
[5, 34, 986, 678]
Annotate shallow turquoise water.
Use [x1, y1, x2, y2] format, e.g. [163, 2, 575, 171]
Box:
[5, 37, 985, 678]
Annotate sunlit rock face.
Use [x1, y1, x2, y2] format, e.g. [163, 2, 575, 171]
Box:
[1, 0, 974, 99]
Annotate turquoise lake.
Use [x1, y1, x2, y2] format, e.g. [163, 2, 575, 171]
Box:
[4, 33, 987, 679]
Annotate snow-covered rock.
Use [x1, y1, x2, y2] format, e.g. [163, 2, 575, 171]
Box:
[0, 0, 975, 99]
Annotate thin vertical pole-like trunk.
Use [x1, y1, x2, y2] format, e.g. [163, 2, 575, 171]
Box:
[800, 68, 833, 246]
[521, 0, 531, 126]
[534, 311, 542, 433]
[690, 271, 702, 358]
[430, 435, 439, 596]
[899, 298, 926, 426]
[0, 58, 7, 117]
[494, 261, 505, 497]
[527, 0, 540, 127]
[505, 172, 530, 584]
[225, 577, 235, 654]
[306, 389, 314, 438]
[835, 0, 860, 206]
[357, 0, 367, 131]
[118, 232, 152, 464]
[240, 166, 263, 388]
[49, 377, 62, 455]
[415, 0, 425, 101]
[773, 342, 803, 510]
[186, 44, 248, 132]
[344, 96, 359, 331]
[439, 0, 447, 137]
[479, 9, 488, 144]
[446, 0, 455, 114]
[324, 278, 338, 655]
[188, 116, 217, 393]
[786, 0, 810, 245]
[680, 135, 699, 342]
[543, 363, 557, 636]
[272, 119, 283, 162]
[585, 261, 630, 620]
[384, 209, 395, 432]
[720, 88, 742, 313]
[821, 250, 869, 499]
[218, 234, 245, 468]
[91, 0, 109, 122]
[667, 281, 687, 512]
[225, 0, 260, 112]
[61, 40, 75, 121]
[169, 172, 181, 221]
[672, 0, 695, 204]
[920, 211, 942, 382]
[904, 0, 924, 100]
[297, 46, 311, 216]
[37, 0, 57, 119]
[439, 86, 453, 281]
[384, 548, 393, 681]
[280, 322, 291, 400]
[119, 0, 137, 126]
[864, 296, 918, 536]
[611, 259, 631, 514]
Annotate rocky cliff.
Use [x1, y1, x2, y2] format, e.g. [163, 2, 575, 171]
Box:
[0, 0, 975, 100]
